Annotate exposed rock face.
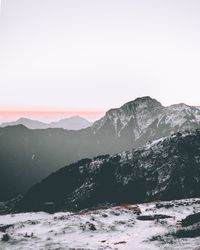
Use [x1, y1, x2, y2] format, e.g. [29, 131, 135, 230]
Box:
[93, 96, 200, 146]
[16, 129, 200, 213]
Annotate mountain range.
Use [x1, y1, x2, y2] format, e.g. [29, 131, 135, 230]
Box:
[92, 96, 200, 144]
[15, 129, 200, 212]
[0, 116, 92, 130]
[1, 96, 200, 201]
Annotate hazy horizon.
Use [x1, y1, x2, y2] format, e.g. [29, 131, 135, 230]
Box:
[0, 96, 200, 123]
[0, 0, 200, 122]
[0, 109, 104, 123]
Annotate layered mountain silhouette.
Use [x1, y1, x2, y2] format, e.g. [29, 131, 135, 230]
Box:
[1, 96, 200, 201]
[15, 129, 200, 212]
[0, 116, 92, 130]
[1, 118, 48, 129]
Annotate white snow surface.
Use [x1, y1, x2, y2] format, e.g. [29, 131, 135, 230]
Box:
[0, 198, 200, 250]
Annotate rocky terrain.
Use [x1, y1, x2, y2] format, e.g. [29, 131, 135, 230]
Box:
[92, 96, 200, 147]
[1, 198, 200, 250]
[15, 129, 200, 213]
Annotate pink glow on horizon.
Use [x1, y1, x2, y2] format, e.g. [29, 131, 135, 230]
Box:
[0, 108, 106, 123]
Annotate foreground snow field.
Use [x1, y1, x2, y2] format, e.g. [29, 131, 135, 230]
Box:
[0, 198, 200, 250]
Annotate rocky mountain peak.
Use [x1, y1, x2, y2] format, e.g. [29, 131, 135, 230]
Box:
[121, 96, 163, 112]
[93, 96, 164, 136]
[93, 97, 200, 140]
[105, 96, 162, 117]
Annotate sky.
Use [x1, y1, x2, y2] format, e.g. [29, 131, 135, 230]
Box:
[0, 0, 200, 122]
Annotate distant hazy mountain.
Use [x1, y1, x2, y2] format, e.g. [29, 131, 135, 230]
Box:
[15, 129, 200, 212]
[0, 116, 92, 130]
[0, 117, 48, 129]
[48, 116, 93, 130]
[1, 96, 200, 201]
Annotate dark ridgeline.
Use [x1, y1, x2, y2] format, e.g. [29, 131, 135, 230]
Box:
[15, 130, 200, 213]
[1, 96, 200, 201]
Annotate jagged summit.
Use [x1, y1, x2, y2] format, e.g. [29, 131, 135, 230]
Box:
[92, 96, 200, 141]
[93, 96, 164, 136]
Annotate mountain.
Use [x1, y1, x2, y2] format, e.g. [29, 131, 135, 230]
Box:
[1, 96, 200, 201]
[0, 116, 92, 130]
[49, 116, 92, 130]
[92, 96, 200, 148]
[0, 118, 48, 129]
[15, 129, 200, 212]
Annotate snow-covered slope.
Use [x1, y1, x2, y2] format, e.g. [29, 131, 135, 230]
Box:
[1, 198, 200, 250]
[92, 97, 200, 144]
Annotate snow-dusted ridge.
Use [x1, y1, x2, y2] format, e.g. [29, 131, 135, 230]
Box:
[15, 129, 200, 214]
[92, 96, 200, 139]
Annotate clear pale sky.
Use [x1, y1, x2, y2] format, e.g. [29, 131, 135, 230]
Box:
[0, 0, 200, 122]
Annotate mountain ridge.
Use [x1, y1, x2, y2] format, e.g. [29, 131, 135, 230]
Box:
[1, 96, 200, 201]
[15, 129, 200, 212]
[0, 116, 92, 130]
[93, 96, 200, 141]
